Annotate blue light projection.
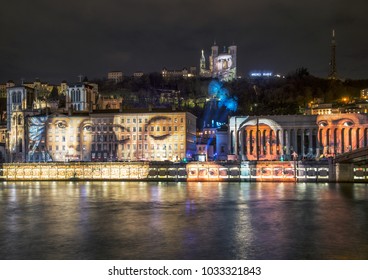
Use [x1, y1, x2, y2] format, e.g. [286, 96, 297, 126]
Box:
[208, 80, 238, 112]
[28, 116, 52, 162]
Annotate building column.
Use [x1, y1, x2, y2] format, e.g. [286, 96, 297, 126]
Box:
[308, 128, 313, 156]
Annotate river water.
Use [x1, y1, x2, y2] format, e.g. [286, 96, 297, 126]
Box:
[0, 181, 368, 260]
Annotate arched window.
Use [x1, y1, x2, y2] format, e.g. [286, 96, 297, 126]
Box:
[76, 89, 81, 102]
[12, 92, 16, 103]
[17, 91, 22, 104]
[17, 115, 22, 125]
[71, 89, 75, 102]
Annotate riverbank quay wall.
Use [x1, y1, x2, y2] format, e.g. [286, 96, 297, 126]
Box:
[1, 161, 366, 182]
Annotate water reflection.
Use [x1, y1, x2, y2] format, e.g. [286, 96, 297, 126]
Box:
[0, 181, 368, 259]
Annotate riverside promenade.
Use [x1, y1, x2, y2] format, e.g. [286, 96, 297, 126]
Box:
[0, 160, 365, 183]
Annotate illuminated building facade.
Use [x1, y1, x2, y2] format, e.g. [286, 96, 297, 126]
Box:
[133, 71, 144, 78]
[200, 43, 237, 81]
[26, 109, 196, 162]
[107, 71, 123, 83]
[317, 113, 368, 155]
[230, 113, 368, 161]
[6, 86, 38, 162]
[0, 81, 15, 98]
[66, 83, 98, 112]
[161, 67, 196, 79]
[360, 89, 368, 99]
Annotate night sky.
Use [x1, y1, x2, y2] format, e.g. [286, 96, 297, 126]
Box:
[1, 0, 368, 84]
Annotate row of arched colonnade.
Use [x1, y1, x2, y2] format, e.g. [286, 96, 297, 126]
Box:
[229, 114, 368, 161]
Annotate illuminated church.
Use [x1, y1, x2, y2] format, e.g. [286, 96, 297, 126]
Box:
[200, 42, 237, 82]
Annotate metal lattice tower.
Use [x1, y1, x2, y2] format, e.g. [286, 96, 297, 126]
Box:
[328, 29, 337, 80]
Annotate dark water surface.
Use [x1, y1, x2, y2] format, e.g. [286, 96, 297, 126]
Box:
[1, 181, 368, 260]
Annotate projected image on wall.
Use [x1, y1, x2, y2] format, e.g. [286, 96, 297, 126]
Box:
[214, 54, 236, 81]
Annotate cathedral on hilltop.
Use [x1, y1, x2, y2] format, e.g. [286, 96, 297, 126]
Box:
[200, 42, 237, 82]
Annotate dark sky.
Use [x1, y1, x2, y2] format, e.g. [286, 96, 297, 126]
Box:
[1, 0, 368, 84]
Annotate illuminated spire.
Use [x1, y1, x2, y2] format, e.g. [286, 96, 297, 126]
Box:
[200, 49, 206, 70]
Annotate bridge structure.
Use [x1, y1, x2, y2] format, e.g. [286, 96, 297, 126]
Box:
[334, 146, 368, 165]
[334, 147, 368, 182]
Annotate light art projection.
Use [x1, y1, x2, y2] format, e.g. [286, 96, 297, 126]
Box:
[198, 81, 238, 159]
[111, 114, 192, 162]
[213, 54, 236, 81]
[39, 112, 193, 162]
[237, 118, 283, 161]
[317, 113, 368, 156]
[28, 116, 52, 162]
[208, 80, 238, 112]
